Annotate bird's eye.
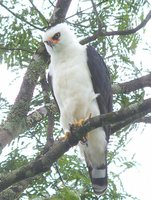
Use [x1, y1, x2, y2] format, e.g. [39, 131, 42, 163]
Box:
[52, 32, 61, 40]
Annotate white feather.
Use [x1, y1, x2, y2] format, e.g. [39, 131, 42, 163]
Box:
[43, 23, 107, 169]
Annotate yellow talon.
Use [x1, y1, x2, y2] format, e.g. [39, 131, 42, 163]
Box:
[73, 118, 85, 127]
[73, 114, 92, 127]
[59, 132, 71, 141]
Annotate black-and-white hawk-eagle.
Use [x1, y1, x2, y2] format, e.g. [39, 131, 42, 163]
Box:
[43, 23, 112, 195]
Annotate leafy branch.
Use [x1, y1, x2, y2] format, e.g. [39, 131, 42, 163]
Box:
[0, 44, 33, 53]
[0, 0, 151, 199]
[81, 10, 151, 44]
[0, 0, 72, 153]
[28, 0, 49, 26]
[0, 97, 151, 192]
[0, 2, 44, 31]
[112, 73, 151, 94]
[0, 178, 33, 200]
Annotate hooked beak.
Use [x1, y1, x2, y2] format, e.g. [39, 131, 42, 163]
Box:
[44, 39, 54, 48]
[44, 37, 60, 48]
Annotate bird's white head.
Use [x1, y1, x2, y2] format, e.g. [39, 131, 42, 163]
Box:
[43, 23, 79, 55]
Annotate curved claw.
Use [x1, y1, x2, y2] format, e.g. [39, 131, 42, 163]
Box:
[59, 132, 71, 141]
[73, 119, 85, 127]
[73, 113, 92, 127]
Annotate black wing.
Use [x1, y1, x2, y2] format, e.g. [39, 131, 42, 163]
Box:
[86, 45, 112, 195]
[87, 45, 112, 140]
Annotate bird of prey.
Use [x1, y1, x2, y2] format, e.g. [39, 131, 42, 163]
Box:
[43, 23, 112, 195]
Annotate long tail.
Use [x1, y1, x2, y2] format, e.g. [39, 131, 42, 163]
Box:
[79, 128, 108, 195]
[83, 150, 108, 195]
[87, 162, 107, 194]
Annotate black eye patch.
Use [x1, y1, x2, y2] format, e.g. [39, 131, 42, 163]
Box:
[52, 32, 61, 40]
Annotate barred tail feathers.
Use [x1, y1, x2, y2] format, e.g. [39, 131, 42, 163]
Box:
[88, 163, 107, 195]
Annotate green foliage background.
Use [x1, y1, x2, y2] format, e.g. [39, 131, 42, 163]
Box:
[0, 0, 150, 199]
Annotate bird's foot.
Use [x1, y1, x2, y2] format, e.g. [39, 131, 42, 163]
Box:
[72, 114, 92, 143]
[59, 131, 71, 142]
[73, 118, 85, 127]
[73, 113, 92, 127]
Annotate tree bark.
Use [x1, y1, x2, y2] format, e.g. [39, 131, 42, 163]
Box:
[0, 1, 150, 199]
[1, 97, 151, 192]
[1, 70, 151, 152]
[0, 0, 72, 153]
[112, 73, 151, 94]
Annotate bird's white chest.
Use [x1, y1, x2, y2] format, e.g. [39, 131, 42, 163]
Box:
[50, 47, 94, 107]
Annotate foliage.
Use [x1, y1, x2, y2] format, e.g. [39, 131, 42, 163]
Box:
[0, 0, 150, 199]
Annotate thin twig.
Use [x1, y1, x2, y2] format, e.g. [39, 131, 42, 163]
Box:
[28, 0, 49, 26]
[40, 74, 55, 148]
[54, 162, 66, 187]
[1, 97, 151, 192]
[48, 0, 55, 7]
[90, 0, 103, 30]
[0, 45, 33, 53]
[0, 2, 44, 31]
[81, 10, 151, 44]
[66, 1, 106, 20]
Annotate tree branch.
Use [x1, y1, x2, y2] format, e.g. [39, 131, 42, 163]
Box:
[0, 178, 33, 200]
[48, 0, 55, 7]
[136, 116, 151, 124]
[28, 0, 49, 26]
[0, 44, 48, 153]
[1, 69, 150, 153]
[112, 73, 151, 94]
[40, 74, 55, 147]
[66, 1, 106, 20]
[26, 102, 57, 129]
[71, 98, 151, 140]
[90, 0, 102, 29]
[0, 97, 151, 192]
[0, 2, 44, 31]
[49, 0, 72, 26]
[0, 0, 72, 153]
[0, 44, 33, 53]
[80, 10, 151, 44]
[1, 70, 150, 152]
